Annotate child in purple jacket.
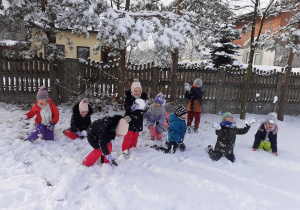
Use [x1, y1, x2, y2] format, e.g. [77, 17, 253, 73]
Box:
[144, 93, 166, 140]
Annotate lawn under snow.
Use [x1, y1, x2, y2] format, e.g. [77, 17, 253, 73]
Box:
[0, 102, 300, 210]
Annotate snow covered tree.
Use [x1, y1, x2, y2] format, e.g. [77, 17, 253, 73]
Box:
[207, 24, 242, 69]
[0, 0, 108, 104]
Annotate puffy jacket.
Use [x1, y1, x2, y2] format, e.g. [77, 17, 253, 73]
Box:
[70, 102, 93, 132]
[185, 86, 205, 113]
[214, 125, 250, 156]
[253, 123, 278, 152]
[124, 90, 148, 132]
[168, 114, 187, 143]
[143, 104, 165, 133]
[25, 99, 59, 125]
[87, 115, 123, 156]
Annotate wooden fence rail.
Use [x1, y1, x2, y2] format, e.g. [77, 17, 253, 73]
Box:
[1, 54, 300, 115]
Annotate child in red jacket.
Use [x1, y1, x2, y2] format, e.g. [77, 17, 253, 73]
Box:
[20, 87, 59, 142]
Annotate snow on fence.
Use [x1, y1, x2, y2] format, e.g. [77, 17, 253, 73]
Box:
[1, 55, 300, 115]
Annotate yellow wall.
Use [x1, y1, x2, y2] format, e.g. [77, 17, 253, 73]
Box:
[56, 30, 101, 61]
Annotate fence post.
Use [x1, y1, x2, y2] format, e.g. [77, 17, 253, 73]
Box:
[214, 66, 224, 114]
[151, 66, 159, 99]
[273, 68, 284, 113]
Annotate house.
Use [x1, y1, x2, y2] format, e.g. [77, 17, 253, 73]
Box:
[233, 10, 300, 67]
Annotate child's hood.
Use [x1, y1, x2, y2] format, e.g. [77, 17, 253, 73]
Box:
[258, 122, 279, 135]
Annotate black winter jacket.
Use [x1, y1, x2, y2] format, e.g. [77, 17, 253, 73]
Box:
[214, 125, 250, 156]
[87, 115, 123, 156]
[70, 102, 93, 133]
[253, 123, 278, 152]
[124, 90, 148, 132]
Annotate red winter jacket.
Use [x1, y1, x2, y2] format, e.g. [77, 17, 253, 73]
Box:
[25, 99, 59, 125]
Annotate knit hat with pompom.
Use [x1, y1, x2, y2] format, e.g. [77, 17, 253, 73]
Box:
[116, 116, 131, 136]
[131, 78, 142, 93]
[154, 92, 164, 106]
[79, 98, 89, 112]
[37, 86, 49, 100]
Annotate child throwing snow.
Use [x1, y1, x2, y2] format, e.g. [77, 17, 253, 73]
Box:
[163, 101, 175, 131]
[20, 86, 59, 142]
[163, 104, 187, 153]
[122, 79, 148, 156]
[144, 92, 166, 140]
[63, 98, 93, 140]
[205, 112, 254, 162]
[82, 116, 131, 166]
[252, 115, 279, 156]
[185, 78, 205, 133]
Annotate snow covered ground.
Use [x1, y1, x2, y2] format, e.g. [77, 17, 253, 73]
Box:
[0, 102, 300, 210]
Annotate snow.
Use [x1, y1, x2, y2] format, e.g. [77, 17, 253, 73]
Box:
[1, 102, 300, 210]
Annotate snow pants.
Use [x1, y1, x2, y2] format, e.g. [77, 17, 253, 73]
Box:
[82, 142, 112, 166]
[258, 140, 272, 151]
[149, 126, 163, 140]
[187, 111, 201, 129]
[27, 123, 54, 142]
[207, 150, 235, 163]
[122, 131, 139, 152]
[63, 128, 79, 140]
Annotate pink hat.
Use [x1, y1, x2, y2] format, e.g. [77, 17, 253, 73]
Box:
[116, 116, 131, 136]
[79, 98, 89, 112]
[131, 78, 142, 93]
[37, 86, 49, 100]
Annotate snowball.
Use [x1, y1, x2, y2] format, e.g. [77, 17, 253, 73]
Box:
[135, 99, 146, 110]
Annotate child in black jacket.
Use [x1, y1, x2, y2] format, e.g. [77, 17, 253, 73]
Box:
[205, 112, 254, 162]
[252, 115, 279, 156]
[63, 98, 93, 140]
[82, 115, 131, 166]
[122, 78, 148, 156]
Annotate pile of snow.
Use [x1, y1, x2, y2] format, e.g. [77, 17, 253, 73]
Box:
[0, 102, 300, 209]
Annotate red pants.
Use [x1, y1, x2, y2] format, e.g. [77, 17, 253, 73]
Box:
[63, 129, 78, 140]
[149, 126, 163, 140]
[122, 131, 139, 152]
[187, 111, 201, 129]
[82, 142, 112, 166]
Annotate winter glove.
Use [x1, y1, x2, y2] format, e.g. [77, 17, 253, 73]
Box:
[19, 115, 27, 121]
[76, 131, 85, 139]
[105, 154, 118, 166]
[273, 152, 278, 156]
[47, 122, 55, 131]
[212, 122, 221, 130]
[131, 103, 139, 111]
[253, 148, 257, 151]
[245, 116, 256, 126]
[178, 142, 186, 152]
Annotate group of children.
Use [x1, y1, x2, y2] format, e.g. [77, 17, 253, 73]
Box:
[20, 79, 279, 166]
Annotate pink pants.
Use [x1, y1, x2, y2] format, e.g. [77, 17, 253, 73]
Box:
[149, 126, 163, 140]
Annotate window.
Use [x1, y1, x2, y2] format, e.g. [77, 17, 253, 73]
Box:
[246, 53, 261, 65]
[77, 46, 90, 60]
[57, 45, 65, 57]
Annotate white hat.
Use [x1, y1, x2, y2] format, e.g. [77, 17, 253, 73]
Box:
[79, 98, 89, 112]
[116, 116, 131, 136]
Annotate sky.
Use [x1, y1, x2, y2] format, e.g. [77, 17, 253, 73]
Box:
[0, 101, 300, 209]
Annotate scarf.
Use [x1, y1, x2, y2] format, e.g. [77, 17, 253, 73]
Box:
[264, 124, 275, 143]
[220, 121, 236, 128]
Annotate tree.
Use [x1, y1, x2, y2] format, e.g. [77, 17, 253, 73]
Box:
[1, 0, 108, 104]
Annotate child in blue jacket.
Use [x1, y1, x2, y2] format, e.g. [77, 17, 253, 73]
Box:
[163, 104, 187, 153]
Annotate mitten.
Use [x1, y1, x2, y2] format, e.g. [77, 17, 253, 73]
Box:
[273, 152, 278, 156]
[131, 103, 139, 111]
[106, 154, 118, 166]
[76, 131, 83, 137]
[47, 122, 55, 131]
[19, 115, 27, 121]
[245, 116, 256, 126]
[253, 148, 257, 151]
[212, 122, 221, 130]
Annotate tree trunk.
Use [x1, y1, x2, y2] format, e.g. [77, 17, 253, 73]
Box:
[170, 48, 179, 102]
[118, 49, 126, 103]
[240, 0, 259, 120]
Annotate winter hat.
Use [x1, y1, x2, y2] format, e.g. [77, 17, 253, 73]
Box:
[265, 115, 276, 125]
[165, 101, 175, 113]
[154, 92, 164, 106]
[116, 116, 131, 136]
[174, 104, 187, 117]
[193, 78, 203, 86]
[79, 98, 89, 112]
[131, 78, 142, 93]
[37, 86, 49, 100]
[222, 112, 234, 121]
